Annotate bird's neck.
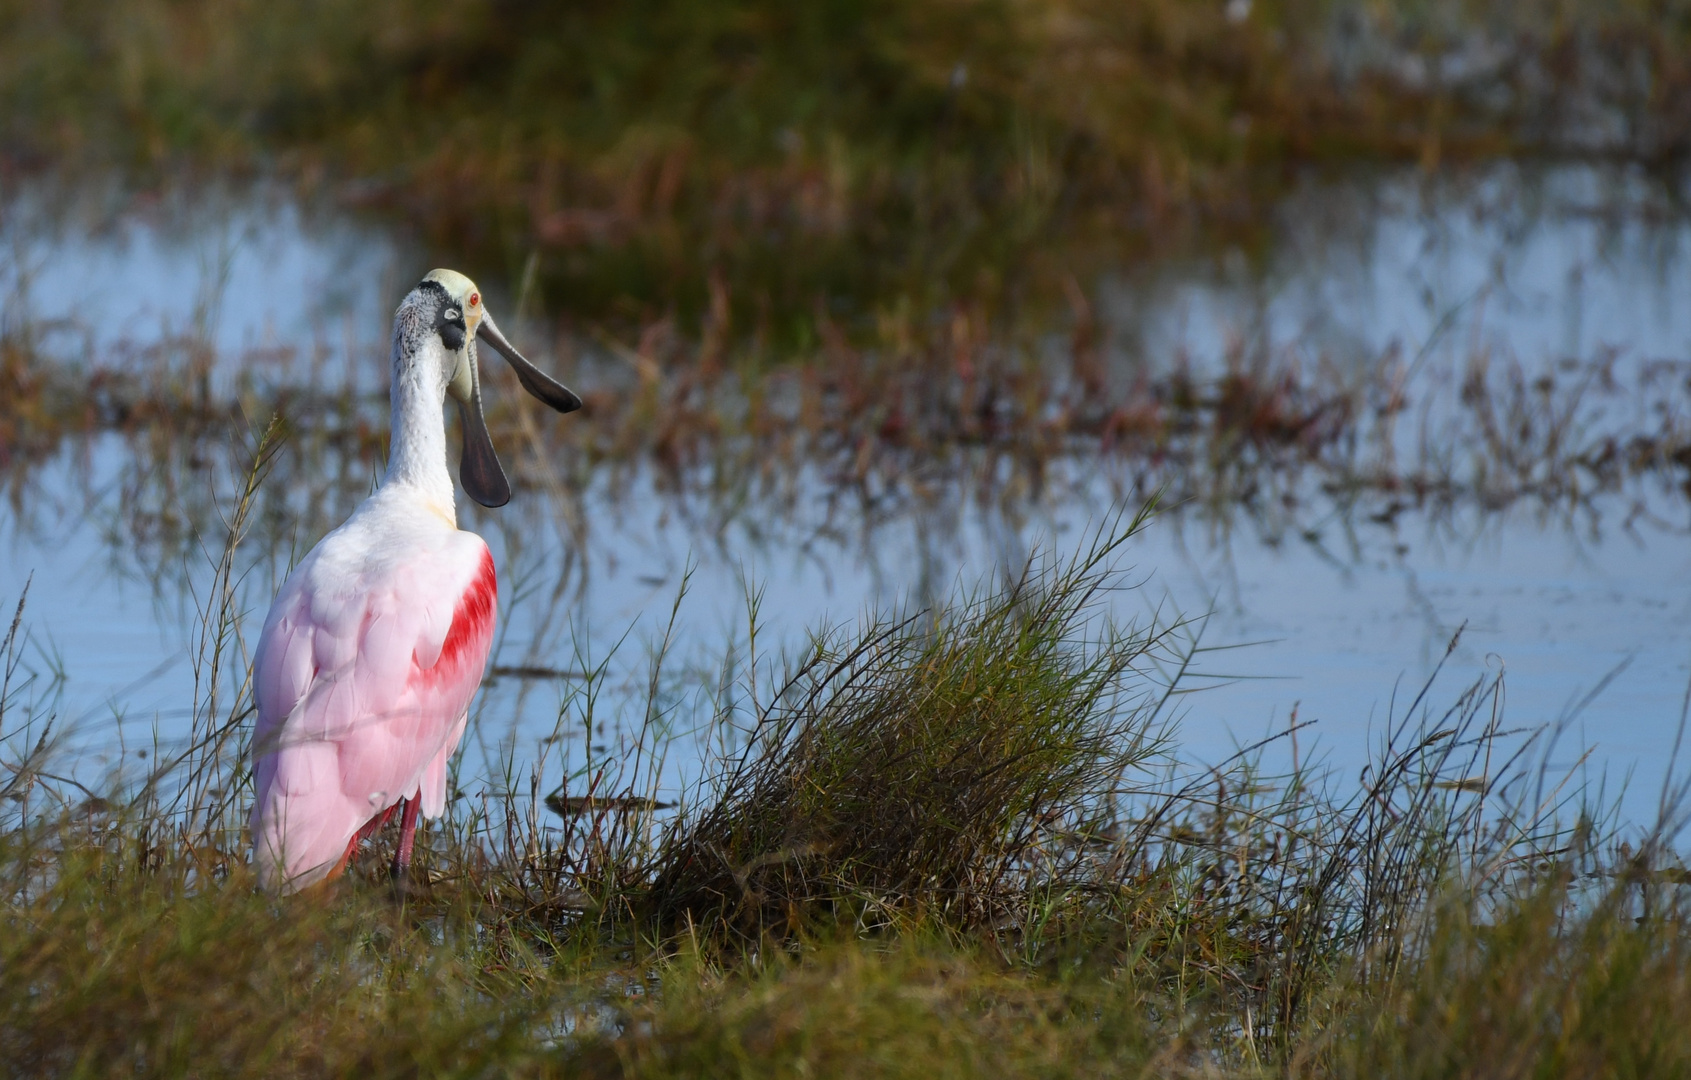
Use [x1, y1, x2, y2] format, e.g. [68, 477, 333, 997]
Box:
[384, 358, 459, 524]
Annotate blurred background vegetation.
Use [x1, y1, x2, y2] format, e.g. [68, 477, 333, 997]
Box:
[8, 0, 1689, 348]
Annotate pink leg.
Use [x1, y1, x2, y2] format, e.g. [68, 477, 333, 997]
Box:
[391, 795, 422, 883]
[328, 804, 397, 882]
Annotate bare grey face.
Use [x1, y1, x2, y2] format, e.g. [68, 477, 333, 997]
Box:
[413, 276, 582, 508]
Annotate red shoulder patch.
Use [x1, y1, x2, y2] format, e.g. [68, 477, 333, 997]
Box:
[436, 546, 497, 676]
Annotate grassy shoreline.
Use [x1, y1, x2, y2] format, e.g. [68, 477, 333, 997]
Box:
[2, 503, 1686, 1076]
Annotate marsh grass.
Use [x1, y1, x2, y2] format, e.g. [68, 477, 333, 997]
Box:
[2, 297, 1687, 602]
[646, 505, 1181, 940]
[0, 470, 1684, 1075]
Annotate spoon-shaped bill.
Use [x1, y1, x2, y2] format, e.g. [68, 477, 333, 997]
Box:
[476, 313, 583, 414]
[457, 378, 512, 508]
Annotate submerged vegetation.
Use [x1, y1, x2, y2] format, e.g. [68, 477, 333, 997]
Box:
[1, 300, 1686, 584]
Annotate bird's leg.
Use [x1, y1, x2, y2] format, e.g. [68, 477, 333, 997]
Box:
[391, 795, 422, 885]
[328, 804, 399, 882]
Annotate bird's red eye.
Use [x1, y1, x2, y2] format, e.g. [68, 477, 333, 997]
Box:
[469, 292, 480, 307]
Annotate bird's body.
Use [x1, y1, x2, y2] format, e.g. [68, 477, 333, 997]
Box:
[250, 269, 580, 891]
[248, 491, 495, 890]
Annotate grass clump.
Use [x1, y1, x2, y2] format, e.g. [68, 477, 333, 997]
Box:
[647, 507, 1176, 940]
[1320, 875, 1691, 1077]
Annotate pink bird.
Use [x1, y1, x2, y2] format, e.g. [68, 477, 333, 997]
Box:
[249, 269, 581, 892]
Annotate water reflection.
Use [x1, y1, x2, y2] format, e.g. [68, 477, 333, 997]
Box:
[1108, 163, 1691, 377]
[2, 177, 406, 362]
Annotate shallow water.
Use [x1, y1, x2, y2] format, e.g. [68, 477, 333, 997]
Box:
[1, 179, 405, 393]
[4, 164, 1691, 825]
[1112, 164, 1691, 375]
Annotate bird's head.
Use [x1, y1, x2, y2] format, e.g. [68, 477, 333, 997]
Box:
[402, 268, 582, 508]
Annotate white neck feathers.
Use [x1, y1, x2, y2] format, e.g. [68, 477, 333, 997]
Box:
[382, 297, 458, 522]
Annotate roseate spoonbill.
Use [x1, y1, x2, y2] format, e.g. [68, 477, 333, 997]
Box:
[249, 269, 580, 892]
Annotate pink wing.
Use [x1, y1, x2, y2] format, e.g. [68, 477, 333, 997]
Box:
[250, 536, 496, 890]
